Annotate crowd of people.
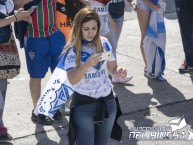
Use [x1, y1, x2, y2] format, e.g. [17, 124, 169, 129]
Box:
[0, 0, 192, 144]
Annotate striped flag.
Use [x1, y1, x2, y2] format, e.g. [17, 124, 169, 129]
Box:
[143, 0, 166, 78]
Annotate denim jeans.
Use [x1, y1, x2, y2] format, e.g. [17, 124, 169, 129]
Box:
[108, 16, 124, 58]
[100, 15, 109, 36]
[0, 79, 7, 125]
[137, 0, 151, 11]
[72, 99, 117, 145]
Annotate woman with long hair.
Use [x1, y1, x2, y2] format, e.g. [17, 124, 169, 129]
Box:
[64, 7, 127, 145]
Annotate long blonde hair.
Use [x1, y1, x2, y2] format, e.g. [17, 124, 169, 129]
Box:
[64, 7, 104, 68]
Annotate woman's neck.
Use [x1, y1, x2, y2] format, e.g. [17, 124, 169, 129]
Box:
[81, 39, 93, 46]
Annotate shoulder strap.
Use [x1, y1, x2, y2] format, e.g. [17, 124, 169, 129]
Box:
[23, 0, 42, 10]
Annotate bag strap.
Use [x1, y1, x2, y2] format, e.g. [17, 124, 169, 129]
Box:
[23, 0, 42, 10]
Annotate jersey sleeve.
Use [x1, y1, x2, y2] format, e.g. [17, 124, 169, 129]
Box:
[64, 48, 77, 71]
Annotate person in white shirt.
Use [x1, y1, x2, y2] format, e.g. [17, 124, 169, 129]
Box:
[85, 0, 111, 38]
[65, 7, 126, 145]
[85, 0, 133, 84]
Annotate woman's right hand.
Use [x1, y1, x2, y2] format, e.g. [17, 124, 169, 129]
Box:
[83, 54, 102, 69]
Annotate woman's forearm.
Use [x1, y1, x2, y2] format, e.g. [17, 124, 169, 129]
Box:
[0, 15, 16, 28]
[108, 61, 119, 77]
[67, 64, 89, 85]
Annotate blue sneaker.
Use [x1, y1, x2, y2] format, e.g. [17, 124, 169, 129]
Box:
[144, 70, 155, 79]
[144, 68, 155, 78]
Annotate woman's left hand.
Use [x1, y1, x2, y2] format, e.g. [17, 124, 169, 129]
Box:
[117, 67, 127, 78]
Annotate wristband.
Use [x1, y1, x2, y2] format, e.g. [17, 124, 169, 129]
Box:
[14, 14, 17, 22]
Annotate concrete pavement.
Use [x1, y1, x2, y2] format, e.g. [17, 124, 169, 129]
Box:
[3, 6, 193, 145]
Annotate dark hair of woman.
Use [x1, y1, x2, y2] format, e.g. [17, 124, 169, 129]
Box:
[65, 0, 86, 24]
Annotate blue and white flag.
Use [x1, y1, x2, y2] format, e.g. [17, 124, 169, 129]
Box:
[33, 37, 113, 118]
[34, 53, 74, 119]
[143, 0, 166, 78]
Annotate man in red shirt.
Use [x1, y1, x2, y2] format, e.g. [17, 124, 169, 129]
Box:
[15, 0, 66, 125]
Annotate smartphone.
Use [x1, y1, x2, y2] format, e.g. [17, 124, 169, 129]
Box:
[95, 51, 111, 61]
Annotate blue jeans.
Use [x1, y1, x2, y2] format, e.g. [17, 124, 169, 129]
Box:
[108, 16, 124, 58]
[72, 99, 117, 145]
[100, 15, 109, 36]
